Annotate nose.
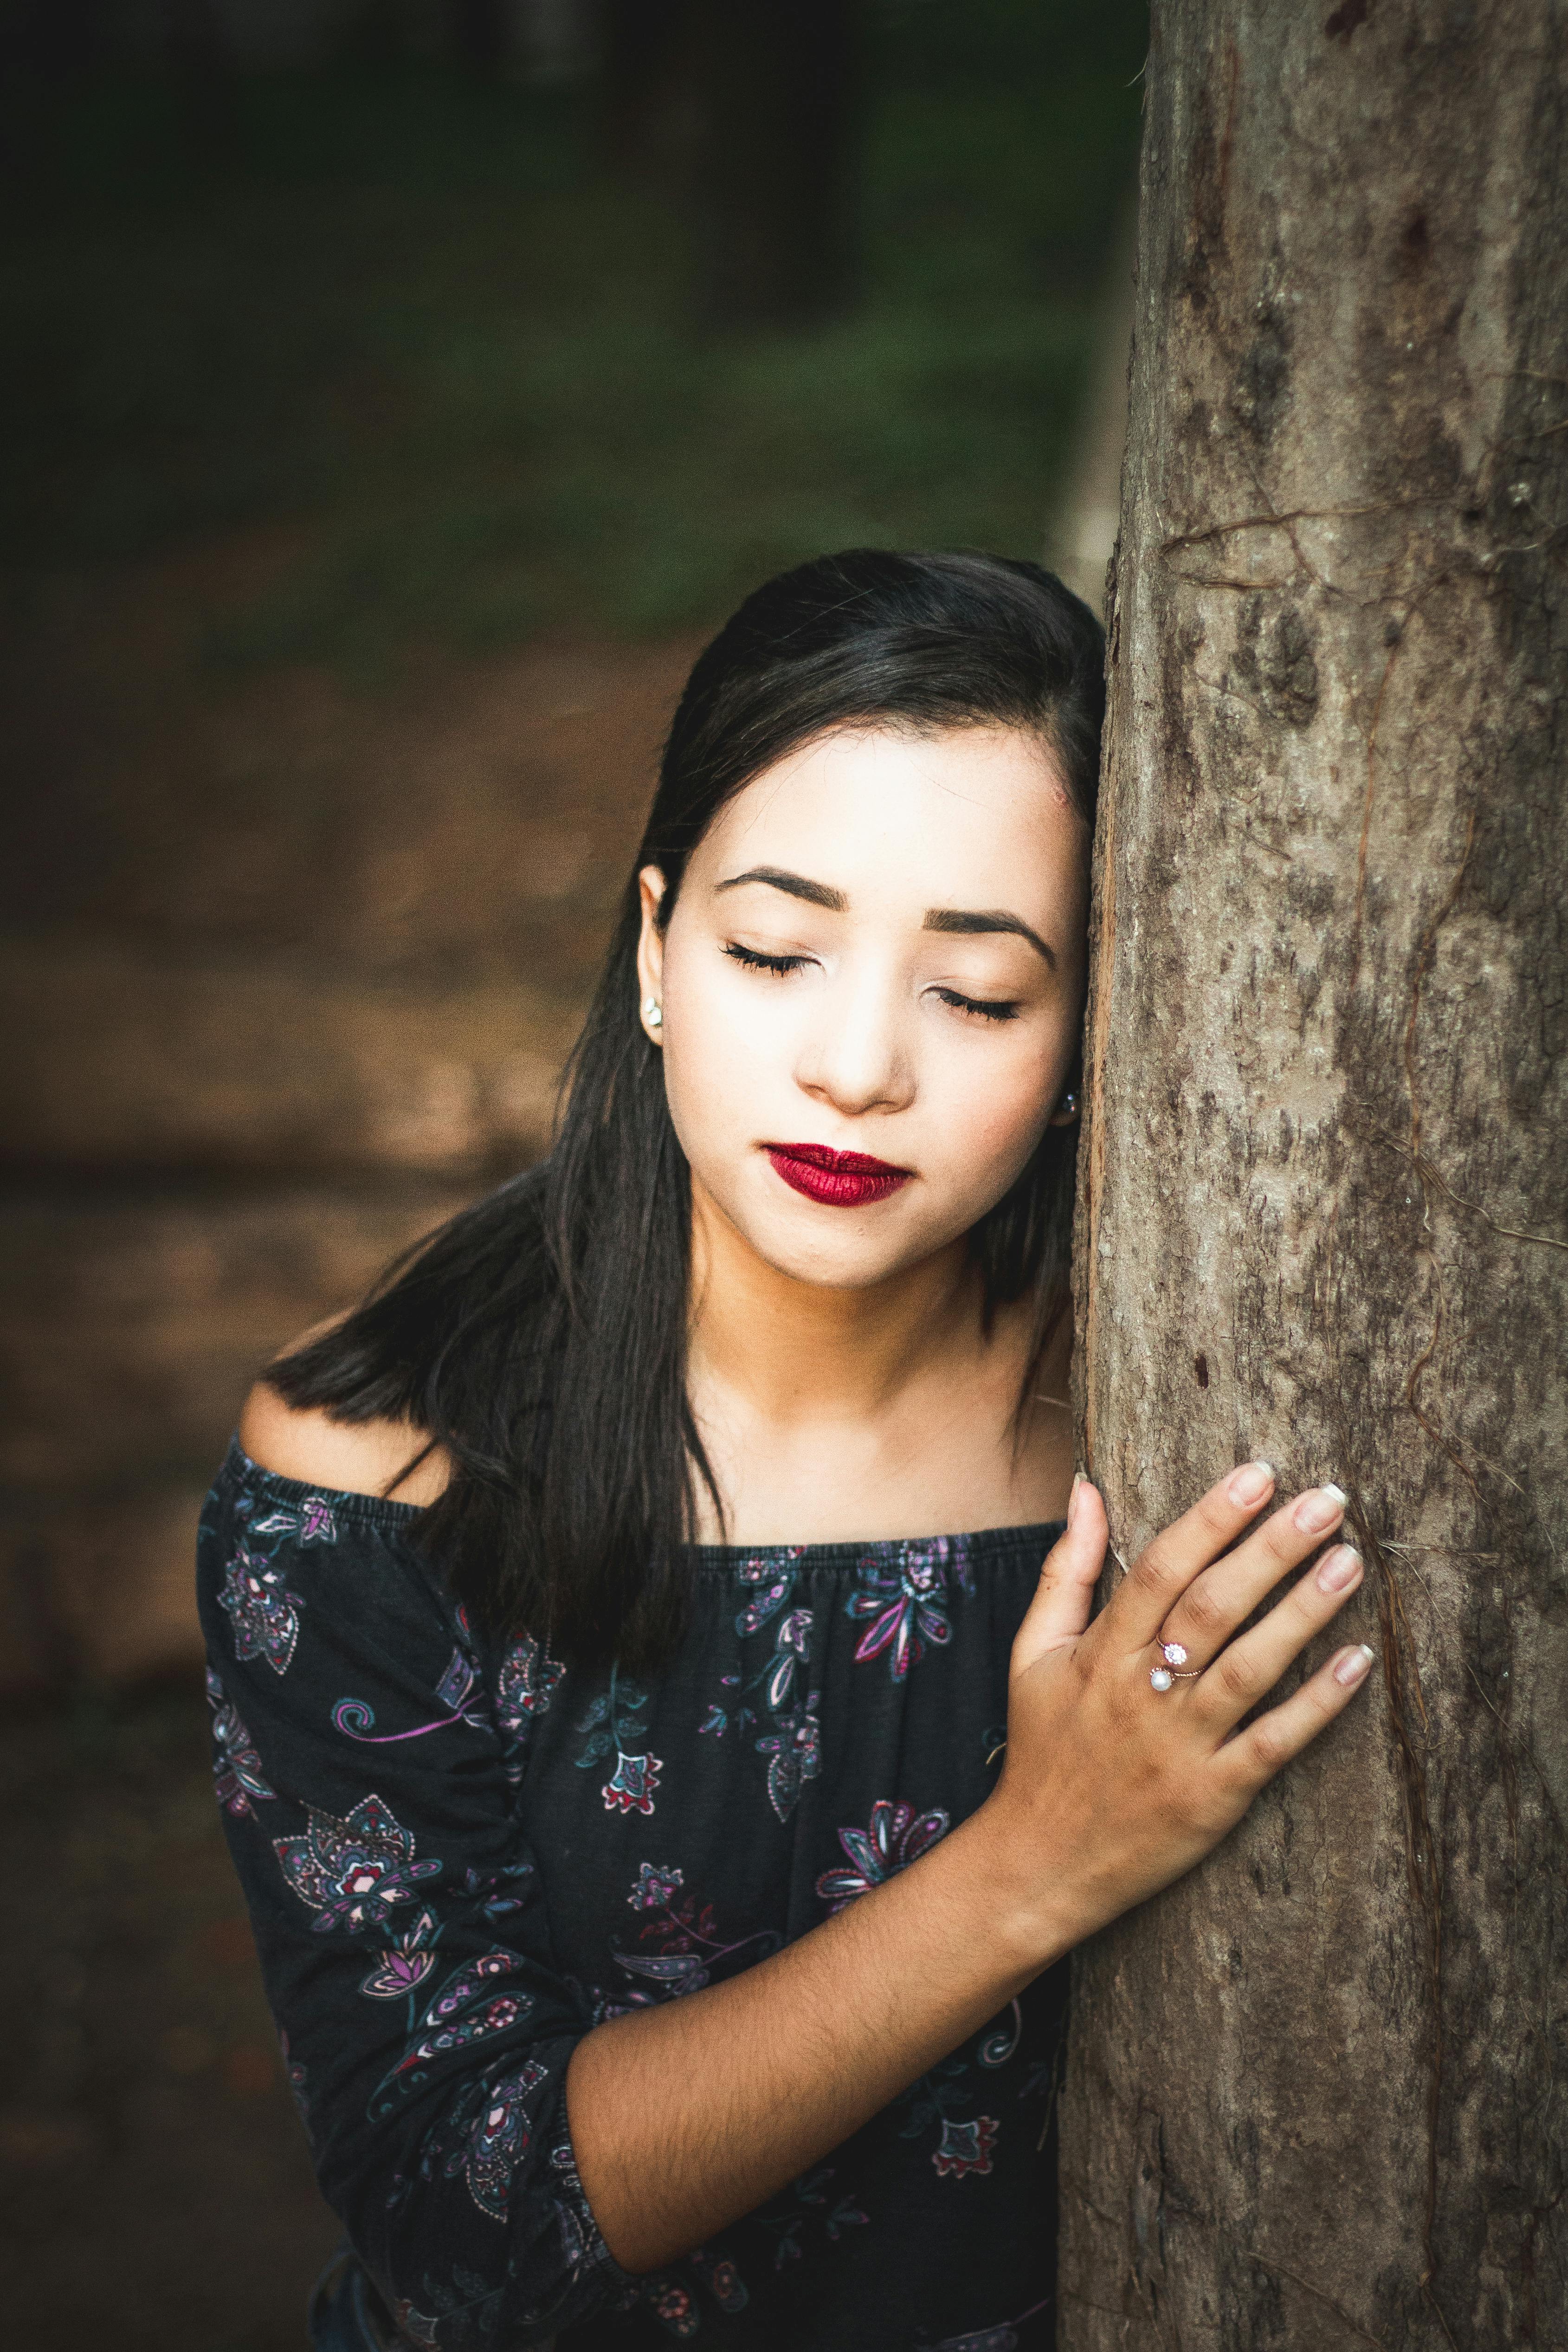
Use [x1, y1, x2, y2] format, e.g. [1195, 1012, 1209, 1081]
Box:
[793, 956, 916, 1119]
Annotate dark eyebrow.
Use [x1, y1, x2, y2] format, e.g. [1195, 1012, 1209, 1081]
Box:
[715, 865, 847, 912]
[923, 906, 1057, 969]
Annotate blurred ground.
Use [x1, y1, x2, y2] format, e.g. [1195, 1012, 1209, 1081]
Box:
[0, 9, 1142, 2341]
[2, 1683, 341, 2350]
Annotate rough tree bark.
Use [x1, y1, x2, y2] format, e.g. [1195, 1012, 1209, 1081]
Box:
[1061, 6, 1567, 2348]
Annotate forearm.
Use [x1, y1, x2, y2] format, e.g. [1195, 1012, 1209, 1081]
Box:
[568, 1465, 1370, 2278]
[564, 1802, 1073, 2274]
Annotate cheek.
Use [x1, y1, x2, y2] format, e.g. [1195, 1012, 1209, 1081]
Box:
[921, 1030, 1056, 1197]
[658, 941, 776, 1159]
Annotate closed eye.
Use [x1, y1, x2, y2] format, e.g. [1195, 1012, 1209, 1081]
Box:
[931, 987, 1020, 1024]
[723, 942, 812, 976]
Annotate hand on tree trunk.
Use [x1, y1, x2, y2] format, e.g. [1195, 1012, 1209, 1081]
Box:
[980, 1468, 1373, 1958]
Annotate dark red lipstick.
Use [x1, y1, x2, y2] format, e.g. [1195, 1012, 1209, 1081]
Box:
[764, 1143, 913, 1208]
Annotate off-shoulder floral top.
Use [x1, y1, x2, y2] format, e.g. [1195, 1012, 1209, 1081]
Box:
[197, 1439, 1069, 2352]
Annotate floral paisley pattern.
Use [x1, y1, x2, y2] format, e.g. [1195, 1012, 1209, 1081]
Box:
[445, 2057, 550, 2221]
[755, 1700, 820, 1822]
[602, 1749, 662, 1815]
[368, 1951, 533, 2120]
[495, 1633, 566, 1778]
[816, 1798, 949, 1912]
[977, 1997, 1024, 2070]
[460, 1858, 534, 1926]
[206, 1667, 275, 1816]
[632, 2246, 752, 2341]
[641, 2280, 699, 2338]
[392, 2301, 444, 2351]
[219, 1543, 306, 1675]
[902, 2058, 1001, 2181]
[690, 2249, 749, 2313]
[846, 1537, 975, 1679]
[215, 1482, 343, 1675]
[629, 1861, 684, 1911]
[577, 1670, 663, 1816]
[359, 1906, 439, 2001]
[606, 1863, 780, 2007]
[933, 2115, 1000, 2180]
[333, 1640, 487, 1746]
[274, 1793, 443, 1934]
[702, 1556, 822, 1820]
[250, 1495, 339, 1546]
[197, 1439, 1068, 2351]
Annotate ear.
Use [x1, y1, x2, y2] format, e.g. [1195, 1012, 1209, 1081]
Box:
[1046, 1081, 1081, 1129]
[635, 866, 668, 1043]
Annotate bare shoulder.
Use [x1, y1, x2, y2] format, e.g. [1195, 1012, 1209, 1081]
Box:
[239, 1324, 452, 1506]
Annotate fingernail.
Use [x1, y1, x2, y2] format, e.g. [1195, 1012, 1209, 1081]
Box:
[1295, 1484, 1348, 1533]
[1334, 1642, 1376, 1687]
[1228, 1460, 1275, 1506]
[1315, 1544, 1362, 1595]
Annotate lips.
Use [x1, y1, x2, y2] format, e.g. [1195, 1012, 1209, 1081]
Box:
[764, 1142, 913, 1208]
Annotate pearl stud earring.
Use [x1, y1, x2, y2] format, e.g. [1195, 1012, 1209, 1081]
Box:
[643, 997, 663, 1031]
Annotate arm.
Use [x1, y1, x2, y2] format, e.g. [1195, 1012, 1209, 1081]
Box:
[568, 1463, 1372, 2270]
[198, 1447, 632, 2347]
[567, 1784, 1057, 2271]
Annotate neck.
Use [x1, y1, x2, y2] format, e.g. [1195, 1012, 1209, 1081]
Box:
[685, 1177, 1004, 1430]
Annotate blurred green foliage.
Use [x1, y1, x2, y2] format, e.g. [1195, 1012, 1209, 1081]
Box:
[1, 0, 1146, 671]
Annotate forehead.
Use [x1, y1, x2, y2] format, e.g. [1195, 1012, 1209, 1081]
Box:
[690, 724, 1085, 910]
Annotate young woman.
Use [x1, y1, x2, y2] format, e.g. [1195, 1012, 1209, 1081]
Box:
[199, 549, 1372, 2352]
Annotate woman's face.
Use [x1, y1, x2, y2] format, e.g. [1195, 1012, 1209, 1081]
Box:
[637, 722, 1089, 1292]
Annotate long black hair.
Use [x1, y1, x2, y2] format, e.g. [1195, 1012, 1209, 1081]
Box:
[270, 549, 1104, 1670]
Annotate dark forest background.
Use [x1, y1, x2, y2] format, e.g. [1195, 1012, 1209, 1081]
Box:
[4, 0, 1140, 665]
[0, 5, 1144, 2344]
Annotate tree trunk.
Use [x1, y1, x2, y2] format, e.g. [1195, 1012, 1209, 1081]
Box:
[1061, 6, 1568, 2349]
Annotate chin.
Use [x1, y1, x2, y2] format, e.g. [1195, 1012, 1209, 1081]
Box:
[703, 1163, 984, 1292]
[759, 1230, 935, 1292]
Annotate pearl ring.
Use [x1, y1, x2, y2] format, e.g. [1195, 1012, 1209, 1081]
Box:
[1149, 1639, 1202, 1693]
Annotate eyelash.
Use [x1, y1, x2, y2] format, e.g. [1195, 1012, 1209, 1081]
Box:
[933, 988, 1020, 1025]
[723, 943, 1020, 1024]
[723, 943, 807, 976]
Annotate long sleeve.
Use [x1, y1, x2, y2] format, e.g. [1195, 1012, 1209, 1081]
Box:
[196, 1444, 633, 2348]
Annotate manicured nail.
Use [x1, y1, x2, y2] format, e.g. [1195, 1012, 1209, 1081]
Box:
[1334, 1643, 1376, 1686]
[1316, 1544, 1362, 1595]
[1295, 1484, 1348, 1534]
[1228, 1460, 1275, 1506]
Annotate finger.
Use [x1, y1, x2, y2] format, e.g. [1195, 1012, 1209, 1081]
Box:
[1217, 1640, 1377, 1791]
[1111, 1460, 1278, 1647]
[1155, 1483, 1349, 1669]
[1189, 1542, 1365, 1732]
[1012, 1476, 1107, 1671]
